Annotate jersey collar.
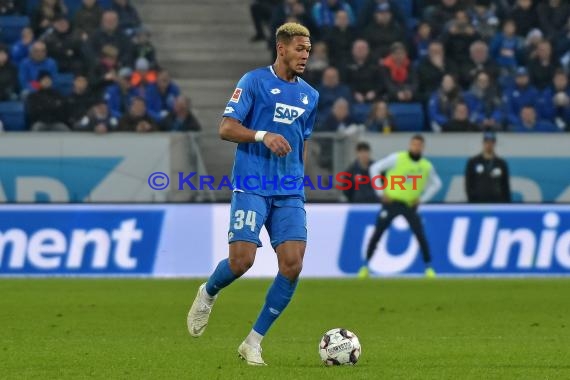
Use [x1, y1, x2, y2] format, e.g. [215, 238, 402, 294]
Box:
[269, 65, 299, 83]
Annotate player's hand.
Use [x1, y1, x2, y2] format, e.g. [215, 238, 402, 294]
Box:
[263, 132, 292, 157]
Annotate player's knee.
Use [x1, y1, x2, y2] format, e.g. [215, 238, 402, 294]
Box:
[279, 257, 303, 279]
[229, 255, 255, 276]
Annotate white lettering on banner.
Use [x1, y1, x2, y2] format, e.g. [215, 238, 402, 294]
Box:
[366, 216, 419, 274]
[28, 229, 67, 269]
[444, 176, 467, 202]
[510, 177, 542, 203]
[449, 212, 570, 270]
[449, 217, 498, 269]
[16, 177, 70, 202]
[0, 219, 142, 270]
[556, 185, 570, 203]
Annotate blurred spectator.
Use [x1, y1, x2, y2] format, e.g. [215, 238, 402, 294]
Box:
[89, 10, 134, 68]
[311, 0, 355, 29]
[343, 39, 383, 104]
[362, 3, 406, 61]
[341, 141, 379, 203]
[527, 40, 558, 90]
[465, 131, 511, 203]
[537, 69, 570, 129]
[130, 57, 157, 98]
[104, 67, 136, 118]
[464, 71, 504, 130]
[118, 96, 158, 132]
[356, 0, 406, 30]
[413, 22, 433, 61]
[317, 97, 354, 132]
[508, 0, 538, 38]
[26, 71, 69, 131]
[503, 67, 538, 126]
[323, 9, 356, 69]
[10, 27, 34, 66]
[417, 41, 456, 102]
[0, 46, 19, 101]
[365, 100, 396, 132]
[65, 74, 94, 128]
[510, 105, 560, 132]
[426, 0, 462, 37]
[459, 40, 499, 89]
[380, 42, 417, 102]
[442, 10, 481, 75]
[31, 0, 67, 37]
[316, 66, 351, 121]
[537, 0, 569, 39]
[442, 101, 479, 131]
[159, 95, 202, 132]
[75, 98, 118, 133]
[0, 0, 16, 15]
[73, 0, 104, 42]
[303, 41, 329, 86]
[270, 0, 316, 51]
[132, 27, 157, 68]
[469, 0, 500, 41]
[249, 0, 280, 42]
[43, 15, 85, 73]
[428, 74, 464, 131]
[145, 68, 180, 122]
[490, 19, 521, 76]
[89, 44, 120, 92]
[112, 0, 141, 35]
[18, 41, 58, 97]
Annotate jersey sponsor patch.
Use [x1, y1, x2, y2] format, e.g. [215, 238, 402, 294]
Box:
[273, 102, 305, 125]
[230, 88, 242, 103]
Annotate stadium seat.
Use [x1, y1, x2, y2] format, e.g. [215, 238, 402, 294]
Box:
[54, 73, 75, 96]
[0, 101, 27, 131]
[394, 0, 414, 19]
[388, 102, 425, 131]
[0, 16, 30, 45]
[351, 103, 371, 124]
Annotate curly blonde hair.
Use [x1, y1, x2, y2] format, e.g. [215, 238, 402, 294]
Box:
[275, 22, 310, 44]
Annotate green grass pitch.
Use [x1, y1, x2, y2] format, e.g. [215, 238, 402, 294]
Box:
[1, 278, 569, 379]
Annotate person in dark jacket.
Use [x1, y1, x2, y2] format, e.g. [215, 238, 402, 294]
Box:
[159, 95, 202, 132]
[342, 142, 380, 203]
[74, 97, 119, 133]
[26, 71, 69, 131]
[117, 96, 158, 132]
[0, 45, 18, 101]
[465, 131, 512, 203]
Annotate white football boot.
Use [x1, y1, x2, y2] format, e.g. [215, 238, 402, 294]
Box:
[187, 283, 216, 337]
[238, 341, 267, 366]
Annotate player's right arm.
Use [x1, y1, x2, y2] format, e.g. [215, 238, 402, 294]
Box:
[219, 72, 291, 157]
[219, 117, 291, 157]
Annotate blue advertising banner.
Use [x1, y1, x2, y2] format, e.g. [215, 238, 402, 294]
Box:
[339, 205, 570, 276]
[0, 209, 164, 275]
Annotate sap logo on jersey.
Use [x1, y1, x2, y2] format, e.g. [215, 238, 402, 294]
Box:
[338, 207, 570, 275]
[273, 102, 305, 125]
[0, 210, 164, 275]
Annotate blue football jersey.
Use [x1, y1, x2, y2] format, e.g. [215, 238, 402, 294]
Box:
[223, 65, 319, 198]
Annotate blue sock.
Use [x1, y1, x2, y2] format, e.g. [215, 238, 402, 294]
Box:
[253, 272, 298, 336]
[205, 259, 238, 296]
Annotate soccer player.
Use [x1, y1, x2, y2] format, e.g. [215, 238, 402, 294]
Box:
[186, 23, 318, 366]
[358, 134, 442, 278]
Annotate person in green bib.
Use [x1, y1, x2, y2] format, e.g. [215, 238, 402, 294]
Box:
[358, 134, 442, 278]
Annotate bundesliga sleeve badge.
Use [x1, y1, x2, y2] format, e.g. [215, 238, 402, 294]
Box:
[230, 88, 242, 103]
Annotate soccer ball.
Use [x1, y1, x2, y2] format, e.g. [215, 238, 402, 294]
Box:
[318, 328, 361, 366]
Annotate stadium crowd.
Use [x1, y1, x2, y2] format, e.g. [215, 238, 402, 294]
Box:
[0, 0, 202, 132]
[251, 0, 570, 133]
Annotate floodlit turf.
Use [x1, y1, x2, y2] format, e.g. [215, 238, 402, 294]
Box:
[1, 278, 569, 379]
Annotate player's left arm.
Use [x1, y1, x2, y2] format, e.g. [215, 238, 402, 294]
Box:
[419, 166, 443, 204]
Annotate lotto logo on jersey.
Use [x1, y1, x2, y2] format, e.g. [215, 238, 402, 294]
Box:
[273, 103, 306, 125]
[230, 88, 242, 103]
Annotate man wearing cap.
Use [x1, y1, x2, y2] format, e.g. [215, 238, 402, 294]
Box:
[465, 132, 512, 203]
[104, 66, 136, 118]
[503, 66, 539, 126]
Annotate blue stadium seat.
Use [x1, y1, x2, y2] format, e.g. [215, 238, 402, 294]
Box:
[0, 102, 27, 131]
[27, 0, 91, 17]
[98, 0, 114, 10]
[351, 102, 371, 124]
[0, 16, 30, 45]
[55, 73, 75, 96]
[394, 0, 414, 19]
[388, 102, 425, 131]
